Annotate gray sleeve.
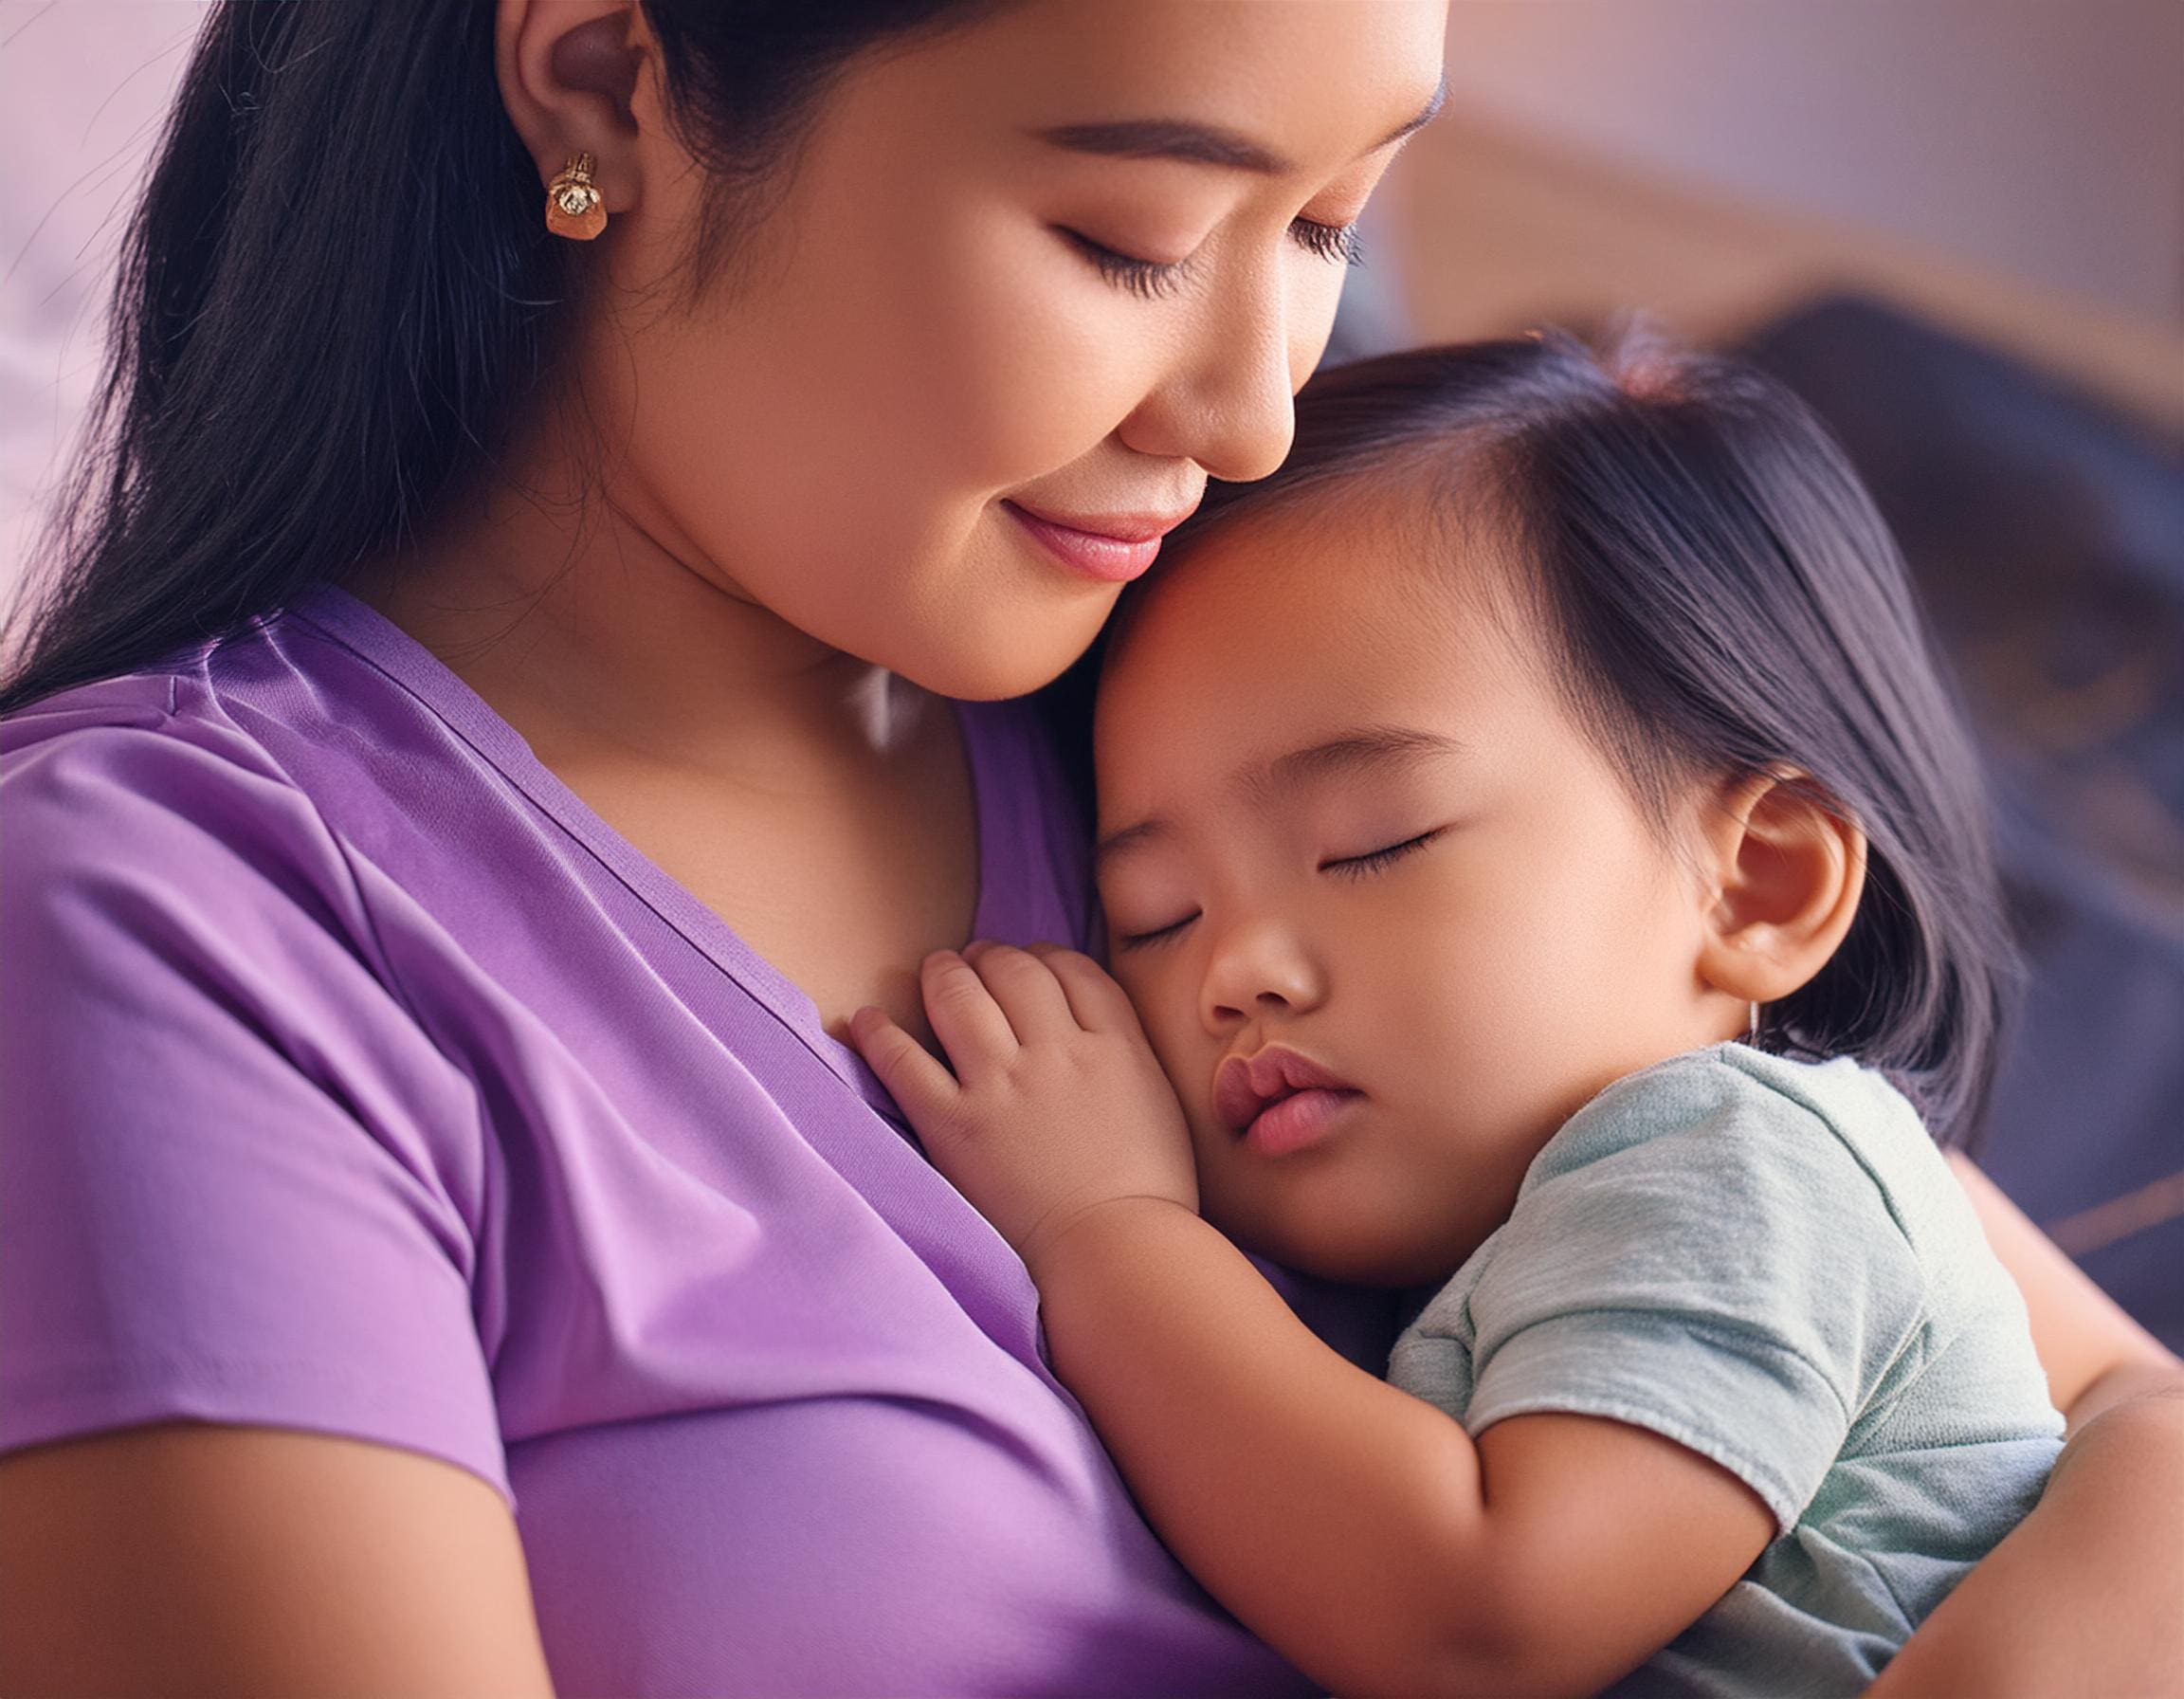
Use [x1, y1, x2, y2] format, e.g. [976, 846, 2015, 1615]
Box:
[1464, 1063, 1929, 1531]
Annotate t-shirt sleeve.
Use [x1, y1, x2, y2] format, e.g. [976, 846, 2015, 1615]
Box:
[1461, 1060, 1928, 1532]
[0, 713, 512, 1508]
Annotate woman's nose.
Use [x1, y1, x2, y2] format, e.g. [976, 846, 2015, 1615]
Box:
[1200, 923, 1325, 1030]
[1118, 269, 1299, 486]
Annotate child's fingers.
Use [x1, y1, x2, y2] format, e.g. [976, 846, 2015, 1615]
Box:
[919, 949, 1019, 1074]
[960, 941, 1078, 1043]
[847, 1004, 960, 1124]
[1024, 942, 1144, 1034]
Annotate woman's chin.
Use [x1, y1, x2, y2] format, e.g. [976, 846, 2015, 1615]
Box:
[890, 620, 1108, 703]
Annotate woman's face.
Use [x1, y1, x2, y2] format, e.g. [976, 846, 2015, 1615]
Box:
[592, 0, 1447, 699]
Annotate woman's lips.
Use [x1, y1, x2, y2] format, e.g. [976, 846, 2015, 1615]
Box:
[1003, 500, 1176, 583]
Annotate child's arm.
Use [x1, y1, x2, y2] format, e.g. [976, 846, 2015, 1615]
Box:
[1031, 1195, 1774, 1699]
[853, 943, 1774, 1699]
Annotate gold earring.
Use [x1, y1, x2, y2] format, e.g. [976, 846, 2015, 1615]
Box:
[545, 152, 607, 241]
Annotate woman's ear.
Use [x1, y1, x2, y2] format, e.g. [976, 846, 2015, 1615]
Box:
[1693, 768, 1868, 1009]
[496, 0, 650, 214]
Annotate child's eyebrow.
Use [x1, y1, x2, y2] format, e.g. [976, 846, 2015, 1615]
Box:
[1095, 724, 1465, 874]
[1243, 725, 1467, 803]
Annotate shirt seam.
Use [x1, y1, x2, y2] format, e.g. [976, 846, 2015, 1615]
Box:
[147, 659, 497, 1264]
[0, 1354, 516, 1513]
[157, 638, 440, 1046]
[1479, 1303, 1859, 1432]
[1462, 1390, 1809, 1533]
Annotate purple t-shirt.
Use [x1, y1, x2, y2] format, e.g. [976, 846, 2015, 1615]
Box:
[0, 584, 1365, 1695]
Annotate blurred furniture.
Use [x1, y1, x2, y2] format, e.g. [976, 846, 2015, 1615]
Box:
[1381, 112, 2183, 443]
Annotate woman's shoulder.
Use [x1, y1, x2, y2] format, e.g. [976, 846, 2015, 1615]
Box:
[3, 585, 546, 924]
[0, 600, 475, 1123]
[2, 608, 390, 929]
[0, 617, 504, 1505]
[3, 586, 404, 773]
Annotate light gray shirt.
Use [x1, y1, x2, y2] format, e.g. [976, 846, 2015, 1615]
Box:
[1389, 1043, 2064, 1697]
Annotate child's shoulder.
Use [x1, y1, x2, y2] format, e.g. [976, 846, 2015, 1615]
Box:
[1559, 1039, 1922, 1143]
[1532, 1044, 1951, 1224]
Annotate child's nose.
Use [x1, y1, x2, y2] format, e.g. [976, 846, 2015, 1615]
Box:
[1200, 923, 1325, 1031]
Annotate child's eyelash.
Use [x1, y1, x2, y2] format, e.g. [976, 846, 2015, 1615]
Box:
[1112, 829, 1444, 949]
[1114, 915, 1195, 951]
[1063, 217, 1364, 301]
[1323, 829, 1444, 878]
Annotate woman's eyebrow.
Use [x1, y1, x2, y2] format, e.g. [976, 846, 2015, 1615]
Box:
[1094, 723, 1465, 874]
[1037, 119, 1287, 175]
[1033, 75, 1447, 177]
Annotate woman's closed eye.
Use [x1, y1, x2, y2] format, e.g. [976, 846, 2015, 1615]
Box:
[1289, 217, 1362, 265]
[1060, 216, 1362, 301]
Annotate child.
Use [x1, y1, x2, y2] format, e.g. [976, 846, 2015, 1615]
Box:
[850, 330, 2064, 1698]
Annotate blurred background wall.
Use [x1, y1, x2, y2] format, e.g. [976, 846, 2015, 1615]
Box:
[5, 1, 2181, 1345]
[2, 1, 202, 620]
[1437, 0, 2184, 327]
[1343, 2, 2184, 436]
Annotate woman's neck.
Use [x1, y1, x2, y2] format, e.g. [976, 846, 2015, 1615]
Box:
[347, 437, 930, 786]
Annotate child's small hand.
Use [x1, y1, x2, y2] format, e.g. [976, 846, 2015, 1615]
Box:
[849, 941, 1198, 1277]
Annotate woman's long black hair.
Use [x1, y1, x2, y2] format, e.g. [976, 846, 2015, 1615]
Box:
[0, 0, 996, 716]
[1153, 331, 2020, 1148]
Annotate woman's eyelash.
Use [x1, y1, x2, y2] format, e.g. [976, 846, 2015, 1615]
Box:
[1324, 829, 1443, 878]
[1063, 216, 1364, 300]
[1290, 217, 1363, 267]
[1063, 230, 1192, 300]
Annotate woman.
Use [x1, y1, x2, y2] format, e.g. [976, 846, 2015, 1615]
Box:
[0, 3, 2175, 1694]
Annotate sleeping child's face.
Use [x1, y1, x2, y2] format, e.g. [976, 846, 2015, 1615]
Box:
[1091, 479, 1753, 1286]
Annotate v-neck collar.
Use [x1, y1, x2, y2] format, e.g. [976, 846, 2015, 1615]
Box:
[284, 582, 1002, 1124]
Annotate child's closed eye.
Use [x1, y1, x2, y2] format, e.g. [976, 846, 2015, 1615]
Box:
[1109, 829, 1449, 950]
[1320, 827, 1446, 879]
[1112, 914, 1195, 951]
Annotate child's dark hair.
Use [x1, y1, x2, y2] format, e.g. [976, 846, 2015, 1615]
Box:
[1169, 327, 2018, 1147]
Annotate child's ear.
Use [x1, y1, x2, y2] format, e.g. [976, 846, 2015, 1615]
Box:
[1693, 768, 1867, 1009]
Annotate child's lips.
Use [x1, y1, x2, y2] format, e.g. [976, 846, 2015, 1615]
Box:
[1212, 1045, 1362, 1148]
[1240, 1086, 1362, 1158]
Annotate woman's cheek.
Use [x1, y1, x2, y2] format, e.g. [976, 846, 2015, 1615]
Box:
[950, 229, 1168, 473]
[1284, 259, 1352, 387]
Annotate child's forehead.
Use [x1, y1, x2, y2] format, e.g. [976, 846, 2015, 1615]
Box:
[1104, 473, 1530, 696]
[1093, 491, 1560, 798]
